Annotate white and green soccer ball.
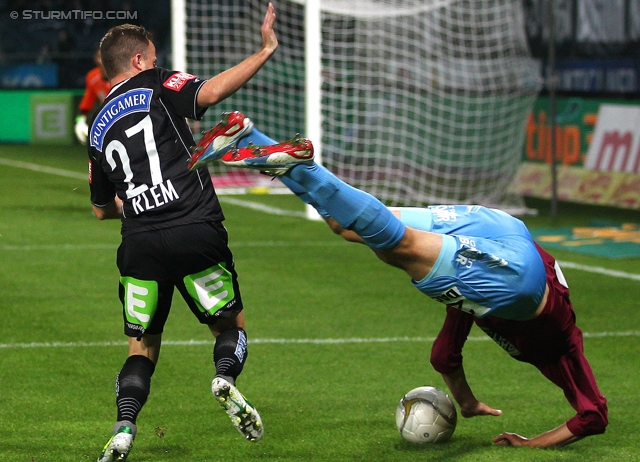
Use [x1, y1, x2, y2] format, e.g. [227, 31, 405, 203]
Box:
[396, 386, 457, 444]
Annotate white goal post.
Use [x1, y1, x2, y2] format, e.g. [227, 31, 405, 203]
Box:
[172, 0, 541, 211]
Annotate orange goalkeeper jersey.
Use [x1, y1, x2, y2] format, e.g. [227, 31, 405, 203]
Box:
[78, 67, 111, 113]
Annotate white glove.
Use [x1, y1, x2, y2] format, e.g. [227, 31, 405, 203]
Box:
[75, 114, 88, 145]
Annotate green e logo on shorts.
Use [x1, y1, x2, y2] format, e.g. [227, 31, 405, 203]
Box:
[183, 263, 235, 314]
[120, 276, 159, 330]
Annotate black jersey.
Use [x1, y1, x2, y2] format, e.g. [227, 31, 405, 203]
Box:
[88, 68, 223, 237]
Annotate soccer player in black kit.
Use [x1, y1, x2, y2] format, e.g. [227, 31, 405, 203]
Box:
[88, 4, 278, 461]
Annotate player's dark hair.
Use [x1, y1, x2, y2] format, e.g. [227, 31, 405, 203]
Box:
[100, 24, 153, 79]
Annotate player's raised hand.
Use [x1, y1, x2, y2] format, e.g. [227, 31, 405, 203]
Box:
[261, 2, 278, 54]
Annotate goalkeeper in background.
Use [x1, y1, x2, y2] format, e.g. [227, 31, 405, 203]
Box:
[75, 48, 110, 144]
[187, 112, 608, 448]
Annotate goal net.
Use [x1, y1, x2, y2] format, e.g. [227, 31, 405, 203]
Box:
[178, 0, 541, 207]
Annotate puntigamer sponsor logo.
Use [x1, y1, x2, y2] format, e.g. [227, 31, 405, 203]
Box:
[90, 88, 153, 152]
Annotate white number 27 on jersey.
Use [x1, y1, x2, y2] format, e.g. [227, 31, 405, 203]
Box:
[104, 115, 162, 199]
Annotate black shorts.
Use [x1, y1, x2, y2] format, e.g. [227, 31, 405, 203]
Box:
[116, 221, 244, 337]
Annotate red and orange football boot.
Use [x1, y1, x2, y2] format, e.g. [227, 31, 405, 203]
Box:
[221, 135, 314, 176]
[188, 111, 253, 170]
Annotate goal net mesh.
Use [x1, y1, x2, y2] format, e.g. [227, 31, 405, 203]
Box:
[183, 0, 541, 207]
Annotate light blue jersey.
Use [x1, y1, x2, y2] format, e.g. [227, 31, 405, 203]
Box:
[399, 205, 546, 321]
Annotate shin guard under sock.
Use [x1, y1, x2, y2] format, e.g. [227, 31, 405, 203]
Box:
[115, 355, 155, 424]
[279, 174, 330, 218]
[214, 327, 248, 385]
[239, 128, 331, 217]
[286, 164, 405, 249]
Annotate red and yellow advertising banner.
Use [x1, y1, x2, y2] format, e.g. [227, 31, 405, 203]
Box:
[511, 97, 640, 210]
[585, 105, 640, 173]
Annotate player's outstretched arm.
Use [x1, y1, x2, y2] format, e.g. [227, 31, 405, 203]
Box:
[493, 422, 582, 447]
[196, 2, 278, 108]
[441, 367, 502, 418]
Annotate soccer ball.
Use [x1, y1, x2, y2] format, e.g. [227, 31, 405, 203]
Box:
[396, 386, 457, 444]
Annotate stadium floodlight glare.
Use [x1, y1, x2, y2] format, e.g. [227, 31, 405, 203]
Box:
[173, 0, 541, 211]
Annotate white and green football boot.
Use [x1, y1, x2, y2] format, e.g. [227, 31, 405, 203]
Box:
[212, 377, 264, 442]
[97, 425, 135, 462]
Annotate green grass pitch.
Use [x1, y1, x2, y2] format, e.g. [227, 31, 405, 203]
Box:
[1, 144, 639, 461]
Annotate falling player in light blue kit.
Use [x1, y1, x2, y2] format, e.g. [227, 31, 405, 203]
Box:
[189, 112, 608, 448]
[380, 204, 548, 320]
[190, 113, 547, 321]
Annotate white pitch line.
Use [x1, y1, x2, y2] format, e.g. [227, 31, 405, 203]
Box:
[1, 331, 638, 350]
[0, 157, 304, 215]
[557, 260, 640, 281]
[0, 157, 87, 180]
[220, 197, 307, 218]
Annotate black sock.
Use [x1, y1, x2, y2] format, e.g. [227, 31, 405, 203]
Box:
[213, 327, 248, 384]
[115, 355, 156, 424]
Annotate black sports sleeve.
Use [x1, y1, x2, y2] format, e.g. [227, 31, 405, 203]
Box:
[156, 68, 208, 120]
[88, 155, 116, 207]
